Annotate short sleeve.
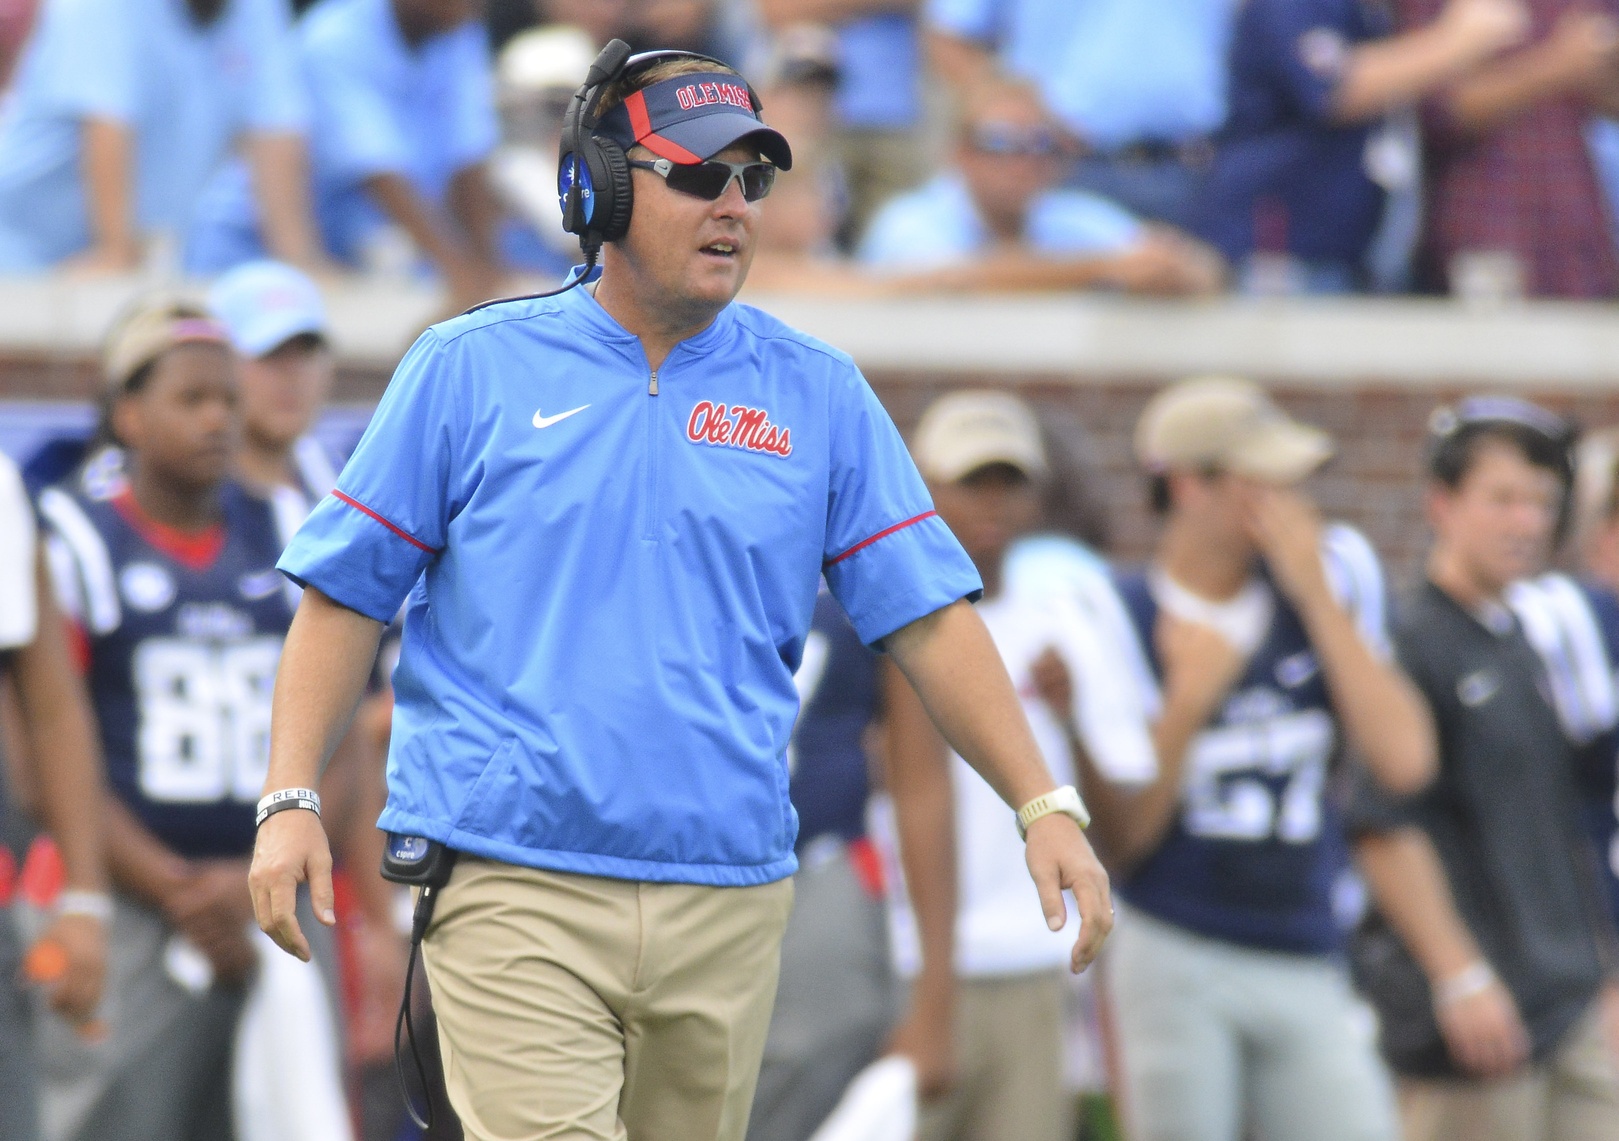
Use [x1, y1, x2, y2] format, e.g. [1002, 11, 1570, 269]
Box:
[821, 368, 981, 645]
[0, 454, 38, 650]
[239, 0, 309, 132]
[925, 0, 999, 42]
[1321, 522, 1393, 659]
[446, 25, 498, 170]
[1347, 617, 1438, 834]
[26, 0, 140, 121]
[278, 330, 464, 621]
[304, 36, 412, 181]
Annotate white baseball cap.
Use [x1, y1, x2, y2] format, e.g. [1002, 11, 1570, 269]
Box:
[912, 391, 1048, 484]
[497, 25, 596, 104]
[1135, 376, 1332, 484]
[208, 260, 328, 359]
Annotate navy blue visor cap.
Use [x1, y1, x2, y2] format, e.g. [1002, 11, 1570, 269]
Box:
[598, 72, 793, 171]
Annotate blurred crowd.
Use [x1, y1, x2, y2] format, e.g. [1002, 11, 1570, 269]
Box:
[1, 265, 1618, 1141]
[2, 0, 1619, 301]
[3, 2, 1619, 1141]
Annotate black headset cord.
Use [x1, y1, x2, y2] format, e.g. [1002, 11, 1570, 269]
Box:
[395, 235, 603, 1128]
[464, 240, 601, 316]
[394, 882, 443, 1131]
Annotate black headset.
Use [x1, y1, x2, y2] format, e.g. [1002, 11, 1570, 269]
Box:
[466, 39, 759, 314]
[558, 39, 764, 253]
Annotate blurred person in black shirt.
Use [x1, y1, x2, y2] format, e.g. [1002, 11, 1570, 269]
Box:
[1352, 396, 1619, 1141]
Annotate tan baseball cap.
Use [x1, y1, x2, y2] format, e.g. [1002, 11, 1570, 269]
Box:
[1135, 376, 1332, 484]
[102, 295, 231, 395]
[912, 390, 1048, 483]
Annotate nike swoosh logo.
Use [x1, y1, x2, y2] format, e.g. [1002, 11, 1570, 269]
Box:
[533, 404, 590, 429]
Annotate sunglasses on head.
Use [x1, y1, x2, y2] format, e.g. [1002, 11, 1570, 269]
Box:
[967, 124, 1061, 158]
[1429, 396, 1572, 444]
[629, 157, 777, 202]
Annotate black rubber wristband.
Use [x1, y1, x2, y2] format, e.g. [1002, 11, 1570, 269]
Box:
[255, 796, 321, 828]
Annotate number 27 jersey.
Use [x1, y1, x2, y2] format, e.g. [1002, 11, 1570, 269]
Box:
[1112, 523, 1392, 954]
[40, 481, 293, 859]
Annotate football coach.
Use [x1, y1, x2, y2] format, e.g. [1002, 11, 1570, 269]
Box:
[249, 42, 1111, 1141]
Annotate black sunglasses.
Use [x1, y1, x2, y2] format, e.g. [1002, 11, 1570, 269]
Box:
[629, 157, 777, 202]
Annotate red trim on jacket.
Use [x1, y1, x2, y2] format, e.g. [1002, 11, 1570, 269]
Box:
[824, 510, 938, 568]
[332, 490, 439, 553]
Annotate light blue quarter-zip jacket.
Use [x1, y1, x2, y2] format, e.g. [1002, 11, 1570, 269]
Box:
[280, 276, 980, 886]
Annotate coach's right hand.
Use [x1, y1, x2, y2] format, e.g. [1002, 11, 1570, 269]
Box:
[249, 808, 337, 962]
[1025, 812, 1113, 974]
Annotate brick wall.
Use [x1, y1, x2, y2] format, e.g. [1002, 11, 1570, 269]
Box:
[870, 374, 1619, 590]
[7, 352, 1613, 590]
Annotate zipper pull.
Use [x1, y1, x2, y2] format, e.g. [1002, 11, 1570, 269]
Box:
[649, 369, 659, 396]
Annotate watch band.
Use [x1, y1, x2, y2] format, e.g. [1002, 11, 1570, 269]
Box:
[1016, 785, 1091, 840]
[255, 787, 322, 828]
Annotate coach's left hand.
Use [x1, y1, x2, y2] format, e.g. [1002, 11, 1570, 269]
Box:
[249, 808, 337, 962]
[1025, 812, 1112, 973]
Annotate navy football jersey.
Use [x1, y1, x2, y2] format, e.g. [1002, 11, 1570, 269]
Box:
[787, 589, 881, 850]
[1202, 0, 1394, 265]
[39, 481, 293, 859]
[1112, 524, 1391, 954]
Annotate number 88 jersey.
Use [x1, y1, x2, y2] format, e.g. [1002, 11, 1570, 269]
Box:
[40, 480, 294, 859]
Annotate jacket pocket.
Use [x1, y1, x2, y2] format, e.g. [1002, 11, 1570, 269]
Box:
[449, 736, 521, 838]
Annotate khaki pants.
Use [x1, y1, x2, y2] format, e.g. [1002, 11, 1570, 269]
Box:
[422, 858, 794, 1141]
[917, 970, 1072, 1141]
[1399, 999, 1619, 1141]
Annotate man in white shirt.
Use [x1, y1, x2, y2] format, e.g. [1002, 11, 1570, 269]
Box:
[884, 391, 1154, 1141]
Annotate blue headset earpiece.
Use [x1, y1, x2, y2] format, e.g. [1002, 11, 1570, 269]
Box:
[559, 38, 634, 251]
[557, 42, 763, 252]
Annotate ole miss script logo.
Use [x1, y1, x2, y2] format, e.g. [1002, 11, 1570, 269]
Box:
[687, 401, 793, 458]
[675, 82, 754, 113]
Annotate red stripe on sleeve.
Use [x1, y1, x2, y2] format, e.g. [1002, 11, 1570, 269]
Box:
[824, 510, 938, 568]
[332, 490, 439, 553]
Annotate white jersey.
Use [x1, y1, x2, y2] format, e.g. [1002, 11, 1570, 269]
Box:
[882, 540, 1157, 978]
[0, 451, 38, 650]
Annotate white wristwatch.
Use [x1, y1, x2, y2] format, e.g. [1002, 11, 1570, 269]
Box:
[1016, 784, 1091, 840]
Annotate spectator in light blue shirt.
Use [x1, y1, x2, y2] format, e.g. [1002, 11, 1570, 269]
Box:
[0, 0, 313, 274]
[187, 0, 508, 311]
[860, 78, 1223, 296]
[753, 8, 927, 243]
[926, 0, 1240, 229]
